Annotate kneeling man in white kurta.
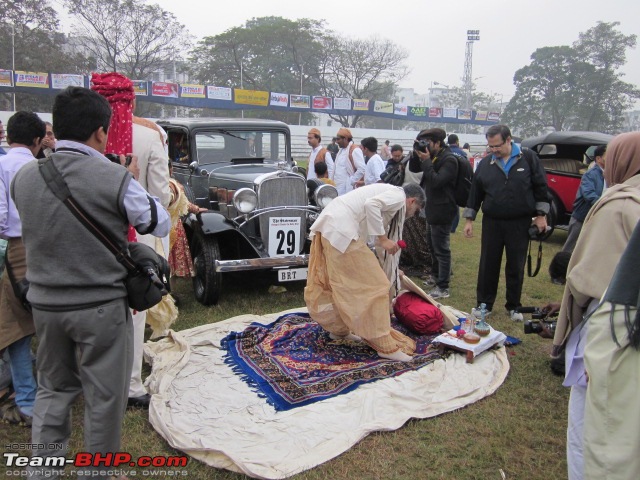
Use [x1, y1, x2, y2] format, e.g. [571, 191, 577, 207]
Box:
[304, 183, 425, 362]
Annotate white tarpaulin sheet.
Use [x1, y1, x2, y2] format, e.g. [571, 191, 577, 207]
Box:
[144, 309, 510, 479]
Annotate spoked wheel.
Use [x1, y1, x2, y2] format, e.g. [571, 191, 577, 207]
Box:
[191, 231, 222, 305]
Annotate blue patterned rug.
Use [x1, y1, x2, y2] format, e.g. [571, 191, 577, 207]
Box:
[221, 312, 445, 411]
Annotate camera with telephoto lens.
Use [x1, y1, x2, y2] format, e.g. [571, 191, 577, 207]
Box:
[517, 306, 558, 334]
[413, 139, 429, 153]
[105, 153, 132, 168]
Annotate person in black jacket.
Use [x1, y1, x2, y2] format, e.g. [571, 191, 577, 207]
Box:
[408, 128, 458, 299]
[463, 124, 549, 321]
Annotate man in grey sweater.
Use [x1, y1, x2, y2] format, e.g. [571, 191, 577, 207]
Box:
[12, 87, 170, 479]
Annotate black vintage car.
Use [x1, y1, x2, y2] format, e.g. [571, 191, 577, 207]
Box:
[159, 118, 337, 305]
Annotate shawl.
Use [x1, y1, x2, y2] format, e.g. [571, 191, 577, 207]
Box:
[168, 178, 189, 250]
[90, 72, 134, 155]
[376, 205, 406, 300]
[552, 174, 640, 357]
[133, 116, 165, 146]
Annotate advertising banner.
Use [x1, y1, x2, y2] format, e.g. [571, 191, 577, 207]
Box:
[234, 88, 269, 106]
[457, 109, 472, 120]
[51, 74, 84, 89]
[152, 82, 179, 98]
[312, 96, 332, 110]
[410, 106, 427, 117]
[475, 111, 488, 121]
[207, 86, 232, 101]
[394, 104, 408, 116]
[0, 70, 13, 87]
[15, 71, 49, 88]
[290, 94, 310, 108]
[180, 84, 205, 98]
[270, 92, 288, 107]
[374, 101, 393, 114]
[353, 99, 369, 111]
[429, 107, 442, 118]
[443, 107, 457, 118]
[333, 97, 351, 110]
[132, 80, 148, 96]
[488, 112, 501, 121]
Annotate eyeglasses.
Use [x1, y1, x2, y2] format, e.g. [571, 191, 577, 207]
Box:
[487, 140, 506, 150]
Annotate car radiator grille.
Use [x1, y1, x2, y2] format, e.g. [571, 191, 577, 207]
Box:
[257, 175, 308, 254]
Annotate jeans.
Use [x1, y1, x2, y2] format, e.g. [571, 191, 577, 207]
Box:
[8, 334, 37, 417]
[450, 208, 460, 233]
[429, 223, 452, 289]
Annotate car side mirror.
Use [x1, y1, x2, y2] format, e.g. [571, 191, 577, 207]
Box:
[189, 161, 198, 173]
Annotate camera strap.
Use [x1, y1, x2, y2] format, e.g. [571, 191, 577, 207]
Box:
[37, 156, 139, 273]
[527, 238, 543, 277]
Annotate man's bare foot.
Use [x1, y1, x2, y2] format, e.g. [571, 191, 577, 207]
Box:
[378, 350, 413, 362]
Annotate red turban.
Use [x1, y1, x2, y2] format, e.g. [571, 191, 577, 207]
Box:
[90, 72, 135, 155]
[91, 72, 137, 242]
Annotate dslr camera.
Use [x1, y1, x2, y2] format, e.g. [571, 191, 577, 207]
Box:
[105, 153, 133, 168]
[528, 224, 552, 240]
[413, 139, 429, 153]
[516, 306, 558, 335]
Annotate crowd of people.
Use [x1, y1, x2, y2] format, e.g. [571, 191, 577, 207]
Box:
[304, 124, 640, 480]
[0, 88, 638, 479]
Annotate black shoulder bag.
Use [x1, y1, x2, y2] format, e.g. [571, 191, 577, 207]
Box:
[37, 157, 170, 311]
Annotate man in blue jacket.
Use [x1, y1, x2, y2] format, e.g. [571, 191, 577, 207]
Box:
[463, 125, 549, 321]
[561, 144, 606, 254]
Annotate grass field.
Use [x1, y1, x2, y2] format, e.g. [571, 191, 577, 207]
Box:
[1, 223, 570, 480]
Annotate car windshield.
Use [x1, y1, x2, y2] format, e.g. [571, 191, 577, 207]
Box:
[195, 130, 288, 164]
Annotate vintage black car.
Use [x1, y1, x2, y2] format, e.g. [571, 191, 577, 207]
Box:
[159, 118, 337, 305]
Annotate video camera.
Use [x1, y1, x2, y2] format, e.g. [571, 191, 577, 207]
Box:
[516, 306, 558, 335]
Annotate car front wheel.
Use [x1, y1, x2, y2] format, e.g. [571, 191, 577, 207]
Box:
[191, 231, 222, 305]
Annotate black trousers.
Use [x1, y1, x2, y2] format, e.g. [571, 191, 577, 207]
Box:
[477, 216, 531, 311]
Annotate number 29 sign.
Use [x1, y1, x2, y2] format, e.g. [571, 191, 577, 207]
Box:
[268, 217, 301, 257]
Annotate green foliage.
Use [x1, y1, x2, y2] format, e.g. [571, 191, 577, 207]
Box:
[64, 0, 190, 79]
[503, 22, 640, 136]
[0, 0, 93, 111]
[189, 17, 409, 128]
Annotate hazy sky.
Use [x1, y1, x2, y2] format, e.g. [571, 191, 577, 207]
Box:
[58, 0, 640, 102]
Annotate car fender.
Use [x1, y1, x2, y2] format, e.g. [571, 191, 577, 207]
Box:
[184, 212, 263, 258]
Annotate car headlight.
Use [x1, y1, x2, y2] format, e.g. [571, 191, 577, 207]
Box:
[233, 188, 258, 214]
[314, 184, 338, 209]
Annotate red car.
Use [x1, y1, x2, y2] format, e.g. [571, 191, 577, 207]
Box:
[521, 131, 613, 235]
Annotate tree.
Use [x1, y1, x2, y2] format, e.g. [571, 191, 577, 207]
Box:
[503, 22, 639, 136]
[189, 16, 326, 125]
[1, 0, 92, 111]
[314, 36, 409, 128]
[64, 0, 190, 79]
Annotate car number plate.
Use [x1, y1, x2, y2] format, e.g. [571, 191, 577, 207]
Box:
[278, 268, 308, 282]
[268, 217, 301, 257]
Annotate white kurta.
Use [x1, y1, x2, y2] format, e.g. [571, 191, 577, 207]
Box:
[333, 142, 366, 195]
[307, 146, 335, 180]
[364, 153, 386, 185]
[310, 183, 405, 254]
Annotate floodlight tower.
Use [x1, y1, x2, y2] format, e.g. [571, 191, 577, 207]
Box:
[463, 30, 480, 111]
